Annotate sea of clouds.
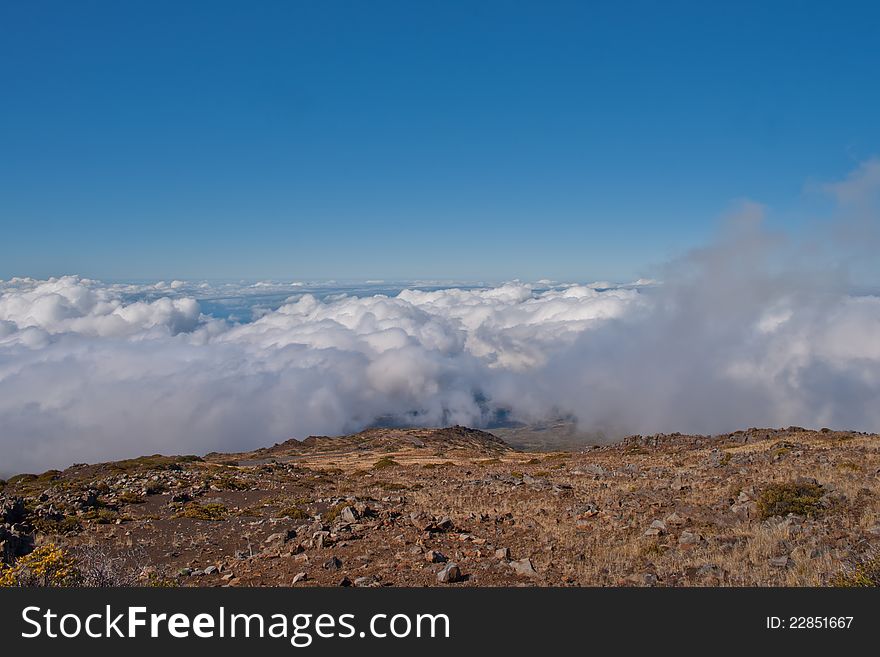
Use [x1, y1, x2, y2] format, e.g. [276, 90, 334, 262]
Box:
[2, 161, 880, 474]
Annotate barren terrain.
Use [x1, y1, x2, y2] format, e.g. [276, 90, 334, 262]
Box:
[2, 425, 879, 587]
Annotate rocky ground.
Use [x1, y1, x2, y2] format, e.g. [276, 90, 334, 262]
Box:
[2, 425, 879, 586]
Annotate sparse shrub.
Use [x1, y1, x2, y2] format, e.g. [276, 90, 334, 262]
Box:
[145, 573, 178, 587]
[376, 481, 407, 491]
[373, 456, 400, 470]
[0, 545, 80, 587]
[80, 507, 122, 524]
[144, 482, 167, 495]
[207, 473, 247, 491]
[276, 506, 310, 520]
[118, 492, 146, 504]
[110, 455, 201, 473]
[639, 541, 668, 558]
[323, 503, 347, 523]
[0, 544, 148, 588]
[32, 515, 82, 535]
[836, 461, 861, 472]
[173, 503, 228, 521]
[756, 482, 824, 520]
[70, 545, 144, 587]
[7, 474, 37, 486]
[831, 554, 880, 587]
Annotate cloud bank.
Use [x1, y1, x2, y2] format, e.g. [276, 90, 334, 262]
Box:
[2, 164, 879, 474]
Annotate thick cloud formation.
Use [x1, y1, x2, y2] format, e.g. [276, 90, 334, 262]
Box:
[0, 276, 643, 473]
[2, 165, 879, 474]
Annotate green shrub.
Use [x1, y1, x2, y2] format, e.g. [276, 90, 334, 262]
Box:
[144, 482, 167, 495]
[756, 482, 824, 519]
[110, 455, 201, 473]
[33, 515, 83, 535]
[207, 473, 248, 491]
[80, 507, 122, 524]
[6, 474, 37, 485]
[373, 456, 400, 470]
[276, 505, 310, 520]
[323, 503, 347, 523]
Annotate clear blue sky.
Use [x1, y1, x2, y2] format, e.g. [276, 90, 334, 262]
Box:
[1, 1, 878, 282]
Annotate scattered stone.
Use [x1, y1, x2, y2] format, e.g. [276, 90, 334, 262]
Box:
[769, 556, 790, 568]
[436, 562, 463, 583]
[425, 550, 447, 563]
[423, 517, 455, 533]
[495, 547, 511, 560]
[323, 556, 342, 571]
[292, 572, 307, 584]
[685, 564, 726, 583]
[313, 531, 331, 549]
[264, 529, 296, 545]
[737, 490, 755, 503]
[576, 464, 606, 476]
[730, 502, 757, 519]
[509, 558, 538, 578]
[644, 519, 667, 536]
[678, 531, 704, 548]
[670, 477, 690, 492]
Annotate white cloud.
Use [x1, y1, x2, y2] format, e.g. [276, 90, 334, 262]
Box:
[1, 163, 880, 475]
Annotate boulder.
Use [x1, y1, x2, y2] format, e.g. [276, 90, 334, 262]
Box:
[436, 562, 463, 583]
[322, 556, 342, 571]
[494, 547, 511, 560]
[509, 558, 538, 578]
[425, 550, 447, 563]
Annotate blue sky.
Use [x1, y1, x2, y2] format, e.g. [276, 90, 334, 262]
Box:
[1, 1, 878, 282]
